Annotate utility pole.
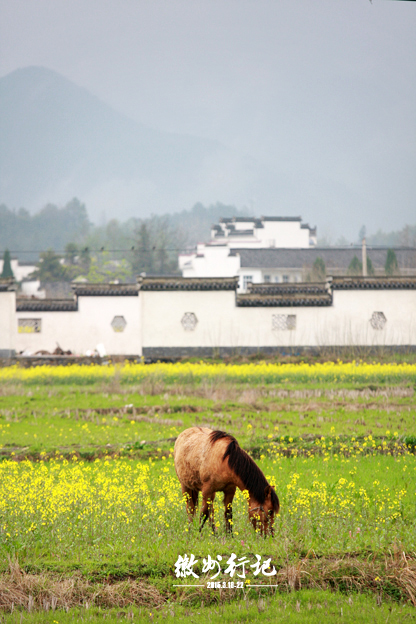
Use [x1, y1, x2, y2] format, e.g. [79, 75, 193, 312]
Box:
[362, 238, 367, 277]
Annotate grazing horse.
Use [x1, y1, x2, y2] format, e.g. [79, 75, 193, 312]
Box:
[174, 427, 279, 536]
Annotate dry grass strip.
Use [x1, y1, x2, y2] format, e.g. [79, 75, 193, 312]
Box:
[175, 553, 416, 607]
[1, 554, 415, 612]
[0, 560, 165, 613]
[276, 552, 416, 605]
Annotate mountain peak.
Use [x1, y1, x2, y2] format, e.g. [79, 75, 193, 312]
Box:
[0, 66, 278, 220]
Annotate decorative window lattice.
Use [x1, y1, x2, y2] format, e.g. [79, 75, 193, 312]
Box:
[111, 315, 127, 332]
[181, 312, 198, 331]
[272, 314, 296, 331]
[18, 318, 41, 334]
[370, 311, 387, 330]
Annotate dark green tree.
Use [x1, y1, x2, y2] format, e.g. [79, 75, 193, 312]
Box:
[312, 257, 326, 281]
[30, 250, 68, 282]
[306, 257, 326, 282]
[79, 248, 91, 274]
[1, 249, 14, 278]
[132, 223, 155, 274]
[65, 242, 78, 265]
[367, 257, 375, 276]
[385, 249, 399, 276]
[348, 256, 362, 276]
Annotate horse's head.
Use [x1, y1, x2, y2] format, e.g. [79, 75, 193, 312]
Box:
[248, 485, 280, 537]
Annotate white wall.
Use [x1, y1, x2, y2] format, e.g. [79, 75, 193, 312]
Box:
[4, 285, 416, 358]
[0, 290, 17, 356]
[182, 246, 240, 279]
[15, 295, 141, 355]
[141, 288, 416, 350]
[20, 280, 43, 298]
[256, 221, 310, 248]
[0, 260, 36, 282]
[141, 290, 237, 349]
[183, 254, 303, 291]
[325, 289, 416, 347]
[211, 219, 312, 249]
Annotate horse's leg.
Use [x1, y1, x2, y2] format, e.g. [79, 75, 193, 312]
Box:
[223, 486, 236, 534]
[181, 485, 198, 520]
[200, 489, 216, 533]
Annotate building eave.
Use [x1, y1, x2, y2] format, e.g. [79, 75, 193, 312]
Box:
[138, 277, 239, 291]
[16, 298, 78, 312]
[72, 283, 139, 296]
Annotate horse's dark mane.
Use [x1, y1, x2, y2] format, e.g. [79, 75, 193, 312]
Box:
[209, 430, 279, 511]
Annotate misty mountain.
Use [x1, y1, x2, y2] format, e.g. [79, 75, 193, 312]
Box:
[0, 67, 283, 221]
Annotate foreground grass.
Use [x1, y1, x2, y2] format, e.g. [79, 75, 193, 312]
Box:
[2, 590, 416, 623]
[0, 362, 415, 617]
[1, 381, 415, 458]
[1, 452, 415, 569]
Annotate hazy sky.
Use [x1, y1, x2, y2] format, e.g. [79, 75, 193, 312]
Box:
[1, 0, 415, 239]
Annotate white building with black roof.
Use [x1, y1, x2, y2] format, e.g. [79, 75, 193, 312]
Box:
[179, 216, 319, 290]
[210, 216, 317, 248]
[181, 228, 416, 291]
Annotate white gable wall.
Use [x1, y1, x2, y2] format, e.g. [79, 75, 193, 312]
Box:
[141, 288, 416, 352]
[256, 221, 310, 248]
[141, 290, 236, 349]
[77, 296, 141, 355]
[16, 310, 79, 354]
[0, 290, 17, 356]
[326, 289, 416, 347]
[182, 247, 240, 278]
[3, 284, 416, 358]
[15, 296, 141, 355]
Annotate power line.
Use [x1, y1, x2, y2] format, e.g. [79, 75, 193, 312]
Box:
[1, 247, 193, 255]
[2, 245, 416, 255]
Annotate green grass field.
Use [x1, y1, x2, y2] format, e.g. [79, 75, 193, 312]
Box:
[0, 362, 415, 622]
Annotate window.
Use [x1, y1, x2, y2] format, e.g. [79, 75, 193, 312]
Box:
[283, 275, 290, 283]
[370, 312, 387, 330]
[181, 312, 198, 331]
[18, 318, 41, 333]
[272, 314, 296, 331]
[242, 275, 253, 291]
[274, 276, 279, 283]
[111, 316, 127, 332]
[264, 275, 271, 283]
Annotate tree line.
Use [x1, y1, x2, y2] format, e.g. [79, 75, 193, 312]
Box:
[0, 199, 247, 282]
[305, 251, 400, 282]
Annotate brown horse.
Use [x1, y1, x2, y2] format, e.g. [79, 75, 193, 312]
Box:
[174, 427, 279, 536]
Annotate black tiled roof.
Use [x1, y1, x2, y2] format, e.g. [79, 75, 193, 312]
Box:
[16, 298, 78, 312]
[248, 282, 329, 295]
[237, 293, 332, 307]
[234, 247, 416, 269]
[228, 230, 254, 237]
[331, 276, 416, 289]
[262, 216, 302, 222]
[72, 283, 139, 296]
[138, 277, 239, 291]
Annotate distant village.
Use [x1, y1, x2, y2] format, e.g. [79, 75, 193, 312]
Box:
[1, 215, 416, 358]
